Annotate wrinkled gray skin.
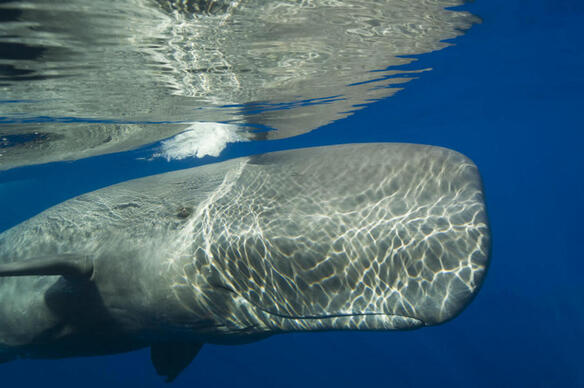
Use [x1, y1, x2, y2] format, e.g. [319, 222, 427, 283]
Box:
[0, 143, 490, 380]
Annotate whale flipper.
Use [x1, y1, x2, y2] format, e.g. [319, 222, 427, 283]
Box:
[150, 342, 203, 383]
[0, 254, 93, 278]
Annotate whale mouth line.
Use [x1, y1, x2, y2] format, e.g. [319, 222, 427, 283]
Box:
[213, 284, 426, 327]
[256, 307, 426, 326]
[224, 287, 426, 327]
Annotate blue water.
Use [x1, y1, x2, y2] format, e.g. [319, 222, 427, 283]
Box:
[1, 0, 583, 386]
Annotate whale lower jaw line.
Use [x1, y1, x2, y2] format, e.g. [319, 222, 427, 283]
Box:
[213, 285, 426, 332]
[236, 295, 425, 331]
[262, 310, 425, 332]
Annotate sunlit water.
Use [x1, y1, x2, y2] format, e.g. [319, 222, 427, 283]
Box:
[1, 0, 583, 387]
[0, 0, 476, 169]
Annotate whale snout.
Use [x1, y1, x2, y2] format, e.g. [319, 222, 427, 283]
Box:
[202, 144, 491, 332]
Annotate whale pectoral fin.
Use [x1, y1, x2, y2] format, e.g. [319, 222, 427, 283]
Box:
[150, 342, 203, 383]
[0, 254, 93, 278]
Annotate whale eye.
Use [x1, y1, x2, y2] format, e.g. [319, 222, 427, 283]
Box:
[176, 206, 193, 219]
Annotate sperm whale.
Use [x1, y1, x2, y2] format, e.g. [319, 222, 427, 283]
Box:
[0, 143, 490, 381]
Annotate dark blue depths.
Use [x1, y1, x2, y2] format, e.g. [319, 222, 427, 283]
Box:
[1, 0, 583, 386]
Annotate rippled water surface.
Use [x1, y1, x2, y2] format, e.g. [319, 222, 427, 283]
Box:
[0, 0, 476, 169]
[1, 0, 583, 387]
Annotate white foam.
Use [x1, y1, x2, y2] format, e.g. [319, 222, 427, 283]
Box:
[156, 122, 248, 160]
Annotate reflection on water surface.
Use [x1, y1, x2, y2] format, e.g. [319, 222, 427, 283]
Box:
[0, 0, 478, 169]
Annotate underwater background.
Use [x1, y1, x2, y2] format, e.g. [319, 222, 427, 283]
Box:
[0, 0, 582, 387]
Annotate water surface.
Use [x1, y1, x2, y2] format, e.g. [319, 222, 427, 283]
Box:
[1, 0, 475, 169]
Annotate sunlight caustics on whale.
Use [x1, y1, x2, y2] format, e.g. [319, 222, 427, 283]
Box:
[0, 143, 491, 381]
[0, 0, 479, 169]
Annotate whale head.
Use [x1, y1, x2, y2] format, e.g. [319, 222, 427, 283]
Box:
[165, 144, 491, 336]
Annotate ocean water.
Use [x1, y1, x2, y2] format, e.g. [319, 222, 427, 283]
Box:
[0, 0, 582, 387]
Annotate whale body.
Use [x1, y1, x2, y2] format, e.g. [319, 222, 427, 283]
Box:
[0, 143, 490, 381]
